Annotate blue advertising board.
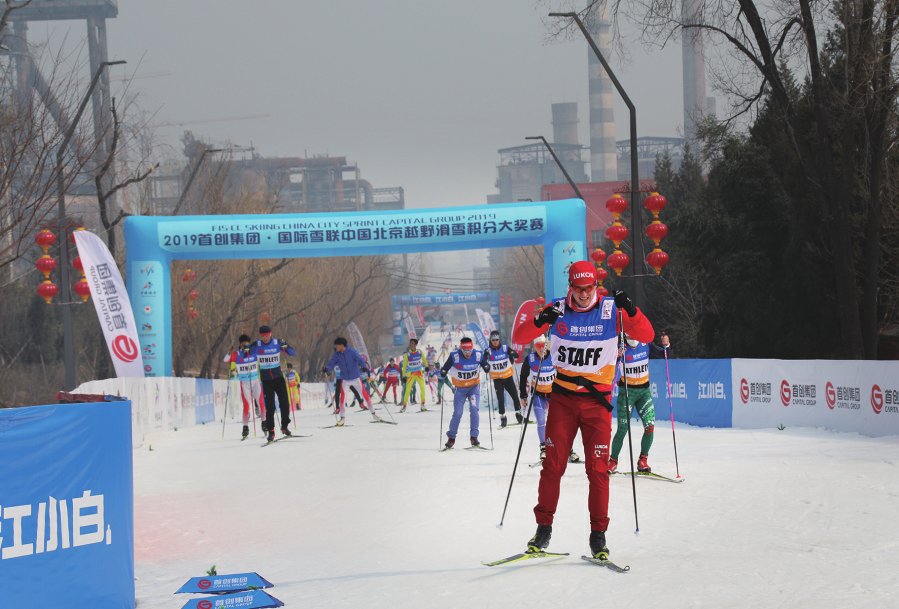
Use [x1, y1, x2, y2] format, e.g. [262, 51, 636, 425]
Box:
[613, 359, 733, 428]
[195, 378, 215, 424]
[0, 401, 134, 609]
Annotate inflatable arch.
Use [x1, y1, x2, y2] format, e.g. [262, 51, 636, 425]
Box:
[125, 199, 586, 376]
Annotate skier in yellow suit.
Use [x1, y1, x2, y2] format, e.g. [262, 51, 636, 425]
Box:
[285, 362, 302, 412]
[400, 338, 429, 412]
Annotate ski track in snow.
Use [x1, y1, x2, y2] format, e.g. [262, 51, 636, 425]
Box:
[134, 404, 899, 609]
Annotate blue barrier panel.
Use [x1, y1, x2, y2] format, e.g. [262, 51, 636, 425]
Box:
[0, 401, 134, 609]
[614, 359, 733, 428]
[649, 359, 733, 428]
[195, 378, 215, 424]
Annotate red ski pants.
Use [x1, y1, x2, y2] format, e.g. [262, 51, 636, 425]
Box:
[534, 389, 613, 532]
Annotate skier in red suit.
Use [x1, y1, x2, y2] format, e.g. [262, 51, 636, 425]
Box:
[515, 260, 654, 561]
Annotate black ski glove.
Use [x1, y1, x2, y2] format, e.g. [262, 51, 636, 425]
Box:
[534, 302, 562, 326]
[519, 388, 527, 400]
[613, 290, 637, 316]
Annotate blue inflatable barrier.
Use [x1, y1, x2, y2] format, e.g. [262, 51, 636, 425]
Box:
[125, 200, 588, 376]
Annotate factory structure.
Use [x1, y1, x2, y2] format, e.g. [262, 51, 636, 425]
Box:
[488, 1, 714, 251]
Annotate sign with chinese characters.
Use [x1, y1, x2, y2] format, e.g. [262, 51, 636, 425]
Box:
[74, 231, 145, 378]
[125, 200, 588, 376]
[180, 590, 283, 609]
[176, 572, 273, 594]
[158, 207, 546, 253]
[0, 400, 134, 608]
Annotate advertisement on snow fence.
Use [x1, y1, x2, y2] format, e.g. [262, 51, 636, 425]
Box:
[195, 378, 215, 424]
[731, 359, 899, 436]
[180, 590, 283, 609]
[0, 401, 134, 609]
[176, 572, 273, 594]
[612, 359, 733, 428]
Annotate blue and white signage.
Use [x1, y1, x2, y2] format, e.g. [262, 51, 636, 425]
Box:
[0, 401, 134, 609]
[126, 200, 588, 376]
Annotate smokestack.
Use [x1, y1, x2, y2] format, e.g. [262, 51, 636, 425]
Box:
[681, 0, 707, 144]
[586, 2, 617, 181]
[552, 102, 579, 146]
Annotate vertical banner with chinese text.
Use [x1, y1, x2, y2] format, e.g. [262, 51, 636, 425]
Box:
[74, 231, 145, 377]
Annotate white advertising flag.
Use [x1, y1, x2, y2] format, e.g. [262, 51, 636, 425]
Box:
[74, 231, 145, 377]
[402, 312, 417, 340]
[347, 321, 371, 363]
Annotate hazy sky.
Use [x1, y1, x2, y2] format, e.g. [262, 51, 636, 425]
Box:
[29, 1, 685, 209]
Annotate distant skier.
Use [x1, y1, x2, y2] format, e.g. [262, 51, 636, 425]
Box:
[400, 338, 429, 412]
[518, 335, 554, 461]
[380, 358, 402, 404]
[223, 333, 261, 439]
[250, 325, 297, 442]
[285, 362, 301, 412]
[609, 333, 656, 474]
[515, 261, 654, 561]
[322, 337, 378, 426]
[439, 337, 483, 448]
[481, 330, 522, 427]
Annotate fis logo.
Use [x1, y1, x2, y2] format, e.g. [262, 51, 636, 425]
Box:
[562, 243, 577, 256]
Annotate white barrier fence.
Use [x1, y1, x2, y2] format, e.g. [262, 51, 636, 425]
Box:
[731, 359, 899, 437]
[75, 357, 899, 446]
[74, 377, 329, 447]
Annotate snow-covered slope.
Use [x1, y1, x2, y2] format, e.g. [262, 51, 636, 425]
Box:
[134, 400, 899, 609]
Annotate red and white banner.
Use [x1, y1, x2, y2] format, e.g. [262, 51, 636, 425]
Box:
[403, 312, 417, 340]
[74, 231, 145, 378]
[475, 308, 496, 334]
[509, 299, 539, 356]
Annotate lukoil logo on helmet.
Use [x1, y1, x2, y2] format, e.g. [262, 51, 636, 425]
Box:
[572, 272, 594, 280]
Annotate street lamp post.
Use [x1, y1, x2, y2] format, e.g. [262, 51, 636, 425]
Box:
[524, 135, 585, 202]
[549, 12, 644, 304]
[57, 59, 126, 390]
[171, 147, 225, 215]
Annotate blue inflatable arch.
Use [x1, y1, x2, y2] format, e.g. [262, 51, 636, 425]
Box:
[124, 199, 586, 376]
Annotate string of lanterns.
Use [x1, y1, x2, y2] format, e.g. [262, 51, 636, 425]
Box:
[34, 226, 90, 304]
[595, 191, 670, 279]
[183, 267, 200, 320]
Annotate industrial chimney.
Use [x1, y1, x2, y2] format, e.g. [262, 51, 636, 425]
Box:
[586, 2, 617, 181]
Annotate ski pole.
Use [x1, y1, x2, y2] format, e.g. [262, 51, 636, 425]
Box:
[498, 389, 536, 528]
[618, 310, 640, 534]
[439, 383, 446, 450]
[486, 373, 495, 450]
[663, 348, 681, 479]
[221, 377, 232, 439]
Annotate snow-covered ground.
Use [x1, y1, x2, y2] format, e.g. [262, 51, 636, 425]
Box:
[134, 396, 899, 609]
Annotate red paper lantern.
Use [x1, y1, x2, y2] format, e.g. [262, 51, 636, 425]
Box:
[607, 251, 630, 276]
[644, 192, 668, 218]
[605, 194, 628, 219]
[595, 266, 609, 283]
[182, 268, 197, 283]
[590, 247, 607, 264]
[187, 289, 199, 302]
[597, 285, 609, 298]
[646, 248, 670, 275]
[187, 307, 200, 321]
[35, 229, 57, 253]
[37, 280, 58, 304]
[260, 312, 271, 324]
[605, 223, 628, 247]
[645, 221, 669, 246]
[36, 255, 57, 279]
[72, 255, 84, 275]
[68, 226, 85, 244]
[73, 278, 91, 302]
